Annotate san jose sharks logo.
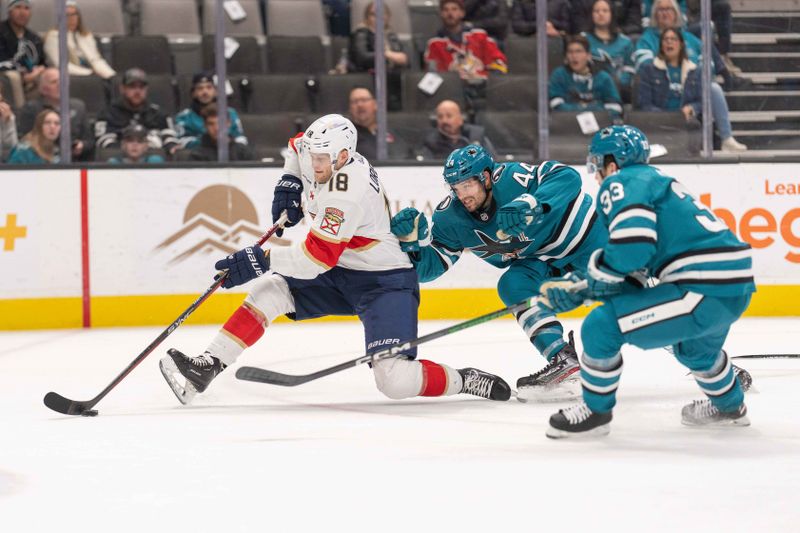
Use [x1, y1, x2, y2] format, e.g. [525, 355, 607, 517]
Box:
[470, 230, 534, 261]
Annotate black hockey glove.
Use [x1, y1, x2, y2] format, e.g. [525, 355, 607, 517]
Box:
[272, 174, 304, 237]
[215, 246, 270, 289]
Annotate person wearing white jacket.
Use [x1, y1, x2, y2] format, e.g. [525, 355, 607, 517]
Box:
[43, 0, 115, 80]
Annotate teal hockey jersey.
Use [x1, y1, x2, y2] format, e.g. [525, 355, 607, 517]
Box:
[597, 164, 755, 297]
[412, 161, 602, 282]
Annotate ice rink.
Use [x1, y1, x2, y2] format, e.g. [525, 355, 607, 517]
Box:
[2, 317, 799, 532]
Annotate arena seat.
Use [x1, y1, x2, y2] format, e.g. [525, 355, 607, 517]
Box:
[266, 36, 327, 74]
[266, 0, 327, 37]
[140, 0, 201, 40]
[201, 35, 264, 74]
[202, 0, 264, 37]
[315, 73, 375, 113]
[246, 74, 314, 114]
[112, 36, 173, 74]
[401, 71, 464, 112]
[486, 74, 538, 111]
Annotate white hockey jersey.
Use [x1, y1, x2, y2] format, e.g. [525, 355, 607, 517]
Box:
[269, 134, 412, 280]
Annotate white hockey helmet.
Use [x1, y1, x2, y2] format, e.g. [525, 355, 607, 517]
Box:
[302, 114, 358, 163]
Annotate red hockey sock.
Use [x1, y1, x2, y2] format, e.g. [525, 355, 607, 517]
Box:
[419, 359, 448, 397]
[222, 305, 265, 347]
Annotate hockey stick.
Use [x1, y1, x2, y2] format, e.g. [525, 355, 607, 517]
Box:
[235, 297, 538, 387]
[43, 212, 290, 416]
[732, 354, 800, 360]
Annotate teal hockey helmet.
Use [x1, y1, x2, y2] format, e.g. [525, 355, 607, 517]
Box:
[587, 125, 650, 176]
[443, 144, 495, 187]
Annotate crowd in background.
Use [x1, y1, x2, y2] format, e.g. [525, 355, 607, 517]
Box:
[0, 0, 748, 165]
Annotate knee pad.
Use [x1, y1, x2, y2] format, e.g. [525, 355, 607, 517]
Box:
[244, 273, 295, 324]
[371, 358, 423, 400]
[497, 269, 539, 306]
[581, 306, 624, 359]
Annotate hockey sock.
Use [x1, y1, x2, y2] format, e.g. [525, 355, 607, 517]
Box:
[419, 360, 462, 397]
[208, 304, 266, 367]
[692, 351, 743, 412]
[580, 351, 623, 414]
[516, 306, 565, 361]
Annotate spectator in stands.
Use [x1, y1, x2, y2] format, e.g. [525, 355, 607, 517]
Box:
[0, 0, 46, 107]
[572, 0, 643, 37]
[348, 2, 408, 110]
[349, 2, 408, 72]
[685, 0, 737, 72]
[348, 86, 409, 160]
[43, 0, 115, 80]
[107, 124, 165, 164]
[638, 28, 746, 152]
[8, 108, 59, 163]
[634, 0, 737, 87]
[421, 99, 496, 159]
[582, 0, 636, 102]
[189, 105, 254, 162]
[510, 0, 571, 37]
[464, 0, 510, 43]
[17, 67, 93, 160]
[549, 34, 623, 119]
[0, 86, 18, 160]
[95, 68, 178, 156]
[425, 0, 507, 82]
[175, 72, 247, 150]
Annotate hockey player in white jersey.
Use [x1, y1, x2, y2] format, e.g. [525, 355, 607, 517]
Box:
[160, 114, 510, 404]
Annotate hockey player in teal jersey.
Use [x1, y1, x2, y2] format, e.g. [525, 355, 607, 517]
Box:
[542, 125, 755, 438]
[390, 145, 608, 401]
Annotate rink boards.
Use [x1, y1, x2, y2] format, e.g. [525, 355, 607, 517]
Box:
[1, 163, 799, 329]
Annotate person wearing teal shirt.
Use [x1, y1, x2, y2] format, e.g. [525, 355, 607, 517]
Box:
[8, 108, 60, 164]
[582, 0, 636, 101]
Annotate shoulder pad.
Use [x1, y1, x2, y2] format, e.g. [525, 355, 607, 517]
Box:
[288, 132, 303, 154]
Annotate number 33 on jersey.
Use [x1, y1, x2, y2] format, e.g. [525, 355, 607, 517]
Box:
[597, 164, 754, 297]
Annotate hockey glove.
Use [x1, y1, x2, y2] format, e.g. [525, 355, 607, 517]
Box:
[586, 249, 626, 298]
[215, 246, 270, 289]
[271, 174, 304, 237]
[390, 207, 431, 253]
[539, 273, 591, 313]
[496, 194, 544, 240]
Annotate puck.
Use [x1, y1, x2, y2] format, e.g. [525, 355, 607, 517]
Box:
[80, 409, 99, 417]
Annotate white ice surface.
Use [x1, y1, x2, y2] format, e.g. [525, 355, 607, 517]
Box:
[1, 318, 799, 532]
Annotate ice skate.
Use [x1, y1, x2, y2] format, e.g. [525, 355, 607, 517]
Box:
[159, 348, 226, 405]
[458, 368, 511, 401]
[681, 399, 750, 427]
[516, 335, 580, 403]
[546, 401, 612, 439]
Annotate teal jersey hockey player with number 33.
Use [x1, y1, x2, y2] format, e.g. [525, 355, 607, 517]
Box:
[390, 145, 608, 402]
[542, 125, 756, 439]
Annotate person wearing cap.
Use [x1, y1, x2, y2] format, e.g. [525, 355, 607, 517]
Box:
[43, 0, 116, 80]
[95, 67, 179, 156]
[0, 0, 46, 107]
[424, 0, 507, 82]
[174, 72, 246, 150]
[17, 67, 94, 160]
[188, 105, 253, 162]
[107, 124, 165, 164]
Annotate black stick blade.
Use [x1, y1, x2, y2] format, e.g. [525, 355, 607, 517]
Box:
[236, 366, 307, 387]
[43, 392, 92, 416]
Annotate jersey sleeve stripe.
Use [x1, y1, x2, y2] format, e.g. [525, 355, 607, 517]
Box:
[609, 208, 657, 231]
[609, 227, 658, 241]
[536, 192, 581, 254]
[656, 247, 752, 278]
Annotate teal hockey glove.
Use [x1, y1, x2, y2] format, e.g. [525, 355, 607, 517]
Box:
[496, 194, 544, 239]
[390, 208, 431, 253]
[586, 249, 626, 298]
[539, 273, 591, 313]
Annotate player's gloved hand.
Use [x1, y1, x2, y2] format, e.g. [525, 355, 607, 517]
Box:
[496, 194, 544, 239]
[539, 273, 590, 313]
[214, 246, 270, 289]
[586, 249, 626, 298]
[271, 174, 303, 237]
[390, 207, 431, 253]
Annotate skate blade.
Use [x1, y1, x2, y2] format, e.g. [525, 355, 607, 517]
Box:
[681, 415, 751, 428]
[517, 379, 580, 404]
[545, 424, 611, 439]
[159, 356, 199, 406]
